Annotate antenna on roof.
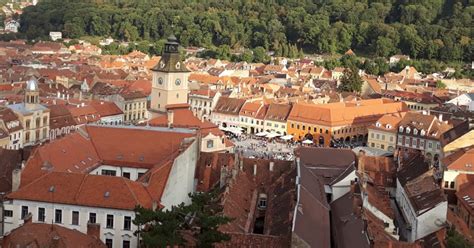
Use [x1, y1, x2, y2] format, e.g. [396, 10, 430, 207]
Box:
[49, 185, 55, 230]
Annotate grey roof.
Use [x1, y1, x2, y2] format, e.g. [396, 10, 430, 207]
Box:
[331, 191, 370, 248]
[466, 93, 474, 101]
[297, 147, 356, 185]
[293, 164, 331, 248]
[352, 146, 393, 157]
[8, 103, 49, 115]
[396, 155, 430, 186]
[151, 36, 190, 73]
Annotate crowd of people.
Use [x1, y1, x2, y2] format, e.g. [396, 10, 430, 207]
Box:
[231, 134, 298, 161]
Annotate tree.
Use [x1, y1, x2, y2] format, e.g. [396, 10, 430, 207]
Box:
[216, 45, 231, 60]
[240, 50, 254, 63]
[134, 191, 231, 248]
[252, 46, 270, 63]
[338, 66, 363, 93]
[446, 229, 473, 248]
[16, 0, 474, 65]
[375, 37, 396, 57]
[436, 80, 446, 89]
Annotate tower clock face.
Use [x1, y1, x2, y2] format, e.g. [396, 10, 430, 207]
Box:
[175, 79, 181, 86]
[158, 77, 163, 85]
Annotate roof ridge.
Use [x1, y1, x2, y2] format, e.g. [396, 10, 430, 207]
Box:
[7, 171, 50, 198]
[123, 178, 140, 206]
[74, 173, 88, 202]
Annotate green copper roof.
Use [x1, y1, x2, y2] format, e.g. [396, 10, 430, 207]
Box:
[151, 36, 190, 73]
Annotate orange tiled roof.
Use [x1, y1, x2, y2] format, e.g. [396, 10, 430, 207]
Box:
[9, 172, 153, 210]
[3, 222, 106, 248]
[445, 148, 474, 172]
[288, 98, 408, 127]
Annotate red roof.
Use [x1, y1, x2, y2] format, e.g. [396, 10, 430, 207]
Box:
[20, 126, 195, 187]
[90, 100, 123, 117]
[2, 222, 106, 248]
[9, 172, 153, 210]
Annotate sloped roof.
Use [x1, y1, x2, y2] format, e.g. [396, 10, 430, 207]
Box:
[265, 103, 292, 122]
[2, 222, 106, 248]
[444, 148, 474, 172]
[213, 97, 246, 115]
[9, 172, 153, 210]
[288, 98, 407, 127]
[20, 126, 194, 187]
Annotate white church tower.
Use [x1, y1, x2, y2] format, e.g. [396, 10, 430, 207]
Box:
[150, 35, 190, 114]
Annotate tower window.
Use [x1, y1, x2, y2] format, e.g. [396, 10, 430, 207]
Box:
[258, 194, 267, 209]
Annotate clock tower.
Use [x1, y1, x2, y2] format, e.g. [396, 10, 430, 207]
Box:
[150, 35, 190, 113]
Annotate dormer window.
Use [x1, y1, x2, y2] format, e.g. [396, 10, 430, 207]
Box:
[258, 193, 267, 209]
[406, 127, 411, 134]
[386, 124, 392, 129]
[420, 129, 426, 136]
[399, 126, 404, 133]
[375, 122, 381, 127]
[413, 129, 418, 135]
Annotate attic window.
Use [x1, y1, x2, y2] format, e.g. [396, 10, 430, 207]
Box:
[375, 122, 381, 127]
[386, 124, 392, 129]
[258, 193, 267, 209]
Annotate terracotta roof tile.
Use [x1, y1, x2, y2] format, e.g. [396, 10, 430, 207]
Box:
[288, 98, 408, 127]
[9, 172, 153, 210]
[2, 222, 106, 248]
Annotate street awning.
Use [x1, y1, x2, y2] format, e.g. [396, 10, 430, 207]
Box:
[227, 127, 242, 135]
[266, 132, 281, 138]
[280, 135, 293, 140]
[219, 126, 228, 131]
[255, 131, 269, 137]
[302, 139, 313, 144]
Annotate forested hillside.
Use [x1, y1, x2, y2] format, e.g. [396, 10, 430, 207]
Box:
[17, 0, 474, 62]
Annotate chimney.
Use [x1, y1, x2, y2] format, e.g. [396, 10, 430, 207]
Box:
[87, 222, 101, 239]
[23, 213, 32, 224]
[269, 161, 274, 172]
[253, 164, 257, 176]
[167, 110, 174, 128]
[11, 168, 21, 192]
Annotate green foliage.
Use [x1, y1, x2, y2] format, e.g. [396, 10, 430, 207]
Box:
[240, 50, 254, 63]
[338, 66, 363, 93]
[134, 190, 231, 248]
[17, 0, 473, 63]
[446, 229, 473, 248]
[252, 46, 270, 63]
[436, 80, 446, 89]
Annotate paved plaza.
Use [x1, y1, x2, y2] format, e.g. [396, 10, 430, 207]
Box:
[231, 135, 298, 161]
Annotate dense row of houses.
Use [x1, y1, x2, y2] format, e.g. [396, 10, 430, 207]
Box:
[0, 36, 472, 247]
